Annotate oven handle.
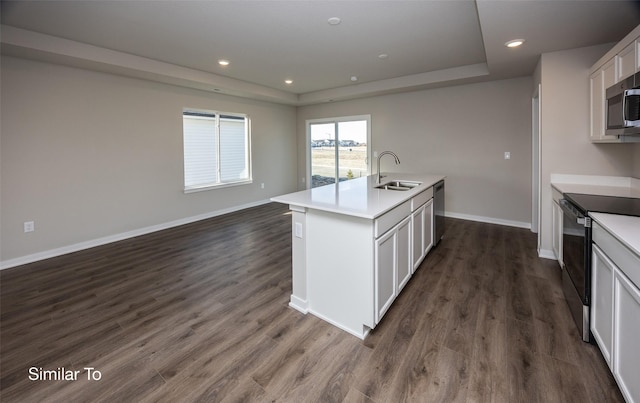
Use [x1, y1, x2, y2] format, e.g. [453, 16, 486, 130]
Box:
[559, 199, 590, 227]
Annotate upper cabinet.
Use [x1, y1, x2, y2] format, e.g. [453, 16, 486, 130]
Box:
[617, 41, 637, 81]
[590, 58, 618, 142]
[590, 25, 640, 143]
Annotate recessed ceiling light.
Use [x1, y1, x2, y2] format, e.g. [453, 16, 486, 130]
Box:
[351, 76, 358, 82]
[505, 39, 525, 48]
[285, 79, 293, 85]
[327, 17, 341, 25]
[378, 54, 388, 60]
[218, 59, 230, 66]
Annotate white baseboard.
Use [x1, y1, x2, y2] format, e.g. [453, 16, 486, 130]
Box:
[445, 212, 531, 229]
[0, 199, 272, 270]
[288, 296, 309, 314]
[538, 248, 558, 260]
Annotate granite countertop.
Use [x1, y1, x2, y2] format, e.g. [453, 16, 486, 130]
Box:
[271, 173, 445, 219]
[590, 213, 640, 258]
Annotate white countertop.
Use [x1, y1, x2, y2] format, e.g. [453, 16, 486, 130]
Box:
[551, 183, 640, 198]
[590, 213, 640, 257]
[551, 175, 640, 198]
[271, 173, 445, 219]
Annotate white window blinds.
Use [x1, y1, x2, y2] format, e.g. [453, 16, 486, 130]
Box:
[183, 111, 250, 191]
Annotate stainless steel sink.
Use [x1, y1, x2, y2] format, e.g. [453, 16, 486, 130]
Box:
[375, 180, 422, 191]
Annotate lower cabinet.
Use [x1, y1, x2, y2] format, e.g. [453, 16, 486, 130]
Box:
[411, 199, 434, 272]
[591, 245, 614, 368]
[552, 199, 563, 266]
[591, 221, 640, 403]
[613, 268, 640, 403]
[375, 216, 411, 324]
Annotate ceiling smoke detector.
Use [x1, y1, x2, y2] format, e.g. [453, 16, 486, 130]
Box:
[327, 17, 341, 26]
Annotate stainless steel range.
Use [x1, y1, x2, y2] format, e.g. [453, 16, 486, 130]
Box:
[560, 193, 640, 342]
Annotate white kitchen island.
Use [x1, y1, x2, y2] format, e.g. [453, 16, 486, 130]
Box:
[272, 173, 445, 339]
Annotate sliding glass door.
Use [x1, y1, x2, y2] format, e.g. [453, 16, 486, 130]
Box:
[308, 115, 370, 189]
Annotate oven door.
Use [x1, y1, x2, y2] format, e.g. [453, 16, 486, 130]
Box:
[560, 199, 590, 303]
[559, 199, 592, 342]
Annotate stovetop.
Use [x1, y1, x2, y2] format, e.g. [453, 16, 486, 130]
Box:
[564, 193, 640, 217]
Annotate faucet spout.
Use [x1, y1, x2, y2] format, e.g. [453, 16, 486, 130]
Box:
[377, 151, 400, 184]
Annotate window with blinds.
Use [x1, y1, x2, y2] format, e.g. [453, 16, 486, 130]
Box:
[183, 110, 251, 192]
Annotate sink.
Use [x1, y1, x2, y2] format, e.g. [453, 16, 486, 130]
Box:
[375, 180, 422, 191]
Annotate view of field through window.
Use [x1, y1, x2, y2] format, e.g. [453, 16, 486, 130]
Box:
[310, 120, 368, 188]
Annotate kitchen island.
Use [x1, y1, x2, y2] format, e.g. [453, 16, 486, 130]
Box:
[272, 173, 445, 339]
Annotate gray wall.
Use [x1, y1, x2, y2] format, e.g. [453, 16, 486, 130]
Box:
[536, 44, 635, 256]
[1, 56, 298, 264]
[634, 145, 640, 177]
[297, 77, 534, 227]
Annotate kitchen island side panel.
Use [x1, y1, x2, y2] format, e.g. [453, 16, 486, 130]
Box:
[305, 209, 375, 339]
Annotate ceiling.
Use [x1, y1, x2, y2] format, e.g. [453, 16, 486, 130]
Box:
[2, 1, 639, 105]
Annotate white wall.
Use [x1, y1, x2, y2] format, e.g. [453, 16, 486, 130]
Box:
[297, 77, 534, 227]
[536, 44, 635, 256]
[1, 56, 298, 266]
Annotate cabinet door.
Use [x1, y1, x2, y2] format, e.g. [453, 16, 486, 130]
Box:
[552, 200, 563, 266]
[412, 204, 425, 272]
[423, 199, 433, 257]
[613, 268, 640, 403]
[590, 69, 604, 141]
[397, 217, 412, 292]
[591, 59, 620, 142]
[617, 42, 636, 81]
[591, 245, 614, 369]
[375, 229, 396, 324]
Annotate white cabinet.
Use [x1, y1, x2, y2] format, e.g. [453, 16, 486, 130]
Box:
[617, 41, 637, 81]
[375, 215, 411, 323]
[280, 178, 442, 339]
[613, 268, 640, 403]
[411, 199, 433, 272]
[396, 217, 412, 292]
[423, 199, 433, 258]
[591, 220, 640, 403]
[590, 58, 620, 142]
[375, 225, 396, 323]
[551, 188, 564, 266]
[591, 245, 614, 368]
[637, 38, 640, 72]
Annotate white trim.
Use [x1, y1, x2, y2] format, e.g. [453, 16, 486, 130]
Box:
[445, 212, 531, 229]
[538, 248, 558, 261]
[307, 308, 370, 340]
[288, 296, 309, 314]
[1, 199, 271, 270]
[305, 115, 372, 189]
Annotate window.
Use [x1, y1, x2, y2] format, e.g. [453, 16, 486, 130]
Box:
[183, 110, 251, 192]
[307, 115, 370, 188]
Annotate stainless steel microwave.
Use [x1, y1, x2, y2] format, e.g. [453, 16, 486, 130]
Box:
[605, 72, 640, 136]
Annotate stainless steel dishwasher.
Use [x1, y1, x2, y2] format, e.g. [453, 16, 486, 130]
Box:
[433, 180, 445, 245]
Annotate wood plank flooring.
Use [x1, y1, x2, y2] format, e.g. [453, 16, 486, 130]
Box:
[0, 202, 624, 402]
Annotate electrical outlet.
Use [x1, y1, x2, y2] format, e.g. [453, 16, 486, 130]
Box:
[24, 221, 35, 233]
[504, 151, 511, 160]
[261, 183, 265, 189]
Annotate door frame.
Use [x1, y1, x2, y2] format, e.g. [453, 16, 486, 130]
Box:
[305, 114, 372, 189]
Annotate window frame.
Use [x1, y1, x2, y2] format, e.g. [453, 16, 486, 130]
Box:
[182, 108, 252, 193]
[305, 114, 371, 189]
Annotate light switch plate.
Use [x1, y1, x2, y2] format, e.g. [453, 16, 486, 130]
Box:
[504, 152, 511, 160]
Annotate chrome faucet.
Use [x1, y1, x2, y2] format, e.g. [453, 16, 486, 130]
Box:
[377, 151, 400, 184]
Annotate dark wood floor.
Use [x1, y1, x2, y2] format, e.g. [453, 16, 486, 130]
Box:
[1, 202, 623, 402]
